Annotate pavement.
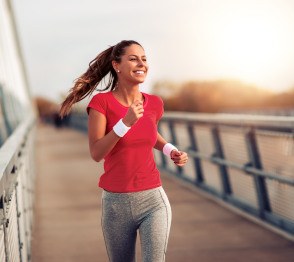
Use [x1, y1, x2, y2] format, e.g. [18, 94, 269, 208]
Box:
[32, 123, 294, 262]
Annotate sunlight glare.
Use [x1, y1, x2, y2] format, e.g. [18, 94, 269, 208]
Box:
[192, 1, 294, 92]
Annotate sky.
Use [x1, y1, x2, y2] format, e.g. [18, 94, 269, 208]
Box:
[12, 0, 294, 102]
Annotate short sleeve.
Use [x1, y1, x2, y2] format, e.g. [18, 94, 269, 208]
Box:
[156, 96, 164, 121]
[86, 94, 106, 115]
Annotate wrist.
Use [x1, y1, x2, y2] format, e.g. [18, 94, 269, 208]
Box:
[113, 119, 131, 137]
[122, 118, 131, 127]
[163, 143, 178, 157]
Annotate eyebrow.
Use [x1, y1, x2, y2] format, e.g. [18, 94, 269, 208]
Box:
[128, 54, 146, 58]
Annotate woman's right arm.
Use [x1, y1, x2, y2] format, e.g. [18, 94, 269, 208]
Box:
[88, 109, 121, 162]
[88, 99, 144, 162]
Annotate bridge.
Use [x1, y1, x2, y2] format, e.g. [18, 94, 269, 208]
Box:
[1, 1, 294, 261]
[28, 121, 294, 262]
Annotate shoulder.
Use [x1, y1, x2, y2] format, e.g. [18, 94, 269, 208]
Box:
[143, 93, 164, 120]
[87, 92, 111, 115]
[90, 91, 111, 101]
[144, 93, 163, 105]
[88, 91, 112, 106]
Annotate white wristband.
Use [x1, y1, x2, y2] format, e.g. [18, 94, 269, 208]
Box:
[113, 119, 131, 137]
[163, 143, 178, 157]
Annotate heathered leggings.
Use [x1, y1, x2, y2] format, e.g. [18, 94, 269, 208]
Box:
[101, 186, 172, 262]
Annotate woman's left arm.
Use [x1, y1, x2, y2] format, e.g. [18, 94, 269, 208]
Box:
[154, 132, 188, 167]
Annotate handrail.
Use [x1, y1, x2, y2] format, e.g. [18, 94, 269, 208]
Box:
[63, 110, 294, 237]
[0, 113, 36, 261]
[157, 112, 294, 236]
[163, 112, 294, 130]
[186, 149, 294, 185]
[0, 113, 35, 182]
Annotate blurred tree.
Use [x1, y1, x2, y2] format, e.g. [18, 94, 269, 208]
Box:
[151, 79, 288, 112]
[152, 80, 180, 99]
[35, 96, 59, 117]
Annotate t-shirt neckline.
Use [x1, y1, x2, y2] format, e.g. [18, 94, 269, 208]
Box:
[110, 91, 148, 108]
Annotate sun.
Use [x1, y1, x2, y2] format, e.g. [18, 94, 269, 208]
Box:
[219, 16, 284, 79]
[195, 2, 294, 92]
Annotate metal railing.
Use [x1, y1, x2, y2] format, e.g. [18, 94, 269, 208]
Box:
[64, 110, 294, 236]
[1, 0, 37, 260]
[0, 113, 35, 262]
[154, 112, 294, 236]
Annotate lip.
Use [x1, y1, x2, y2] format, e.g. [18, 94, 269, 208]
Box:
[133, 70, 146, 75]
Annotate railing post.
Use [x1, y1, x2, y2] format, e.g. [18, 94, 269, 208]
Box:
[168, 121, 183, 176]
[157, 122, 167, 169]
[211, 126, 232, 197]
[245, 128, 271, 218]
[0, 84, 13, 136]
[187, 123, 204, 185]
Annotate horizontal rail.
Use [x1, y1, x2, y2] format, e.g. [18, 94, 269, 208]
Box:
[163, 112, 294, 131]
[157, 112, 294, 236]
[1, 0, 37, 260]
[63, 110, 294, 237]
[0, 113, 35, 181]
[187, 149, 294, 186]
[0, 113, 36, 261]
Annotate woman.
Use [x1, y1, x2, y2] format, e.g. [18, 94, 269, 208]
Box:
[60, 40, 188, 262]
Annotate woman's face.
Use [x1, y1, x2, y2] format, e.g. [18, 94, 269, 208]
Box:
[114, 44, 148, 84]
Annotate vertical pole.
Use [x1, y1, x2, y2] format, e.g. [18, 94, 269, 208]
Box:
[168, 121, 183, 176]
[246, 128, 271, 218]
[157, 122, 167, 169]
[0, 85, 13, 136]
[187, 123, 204, 185]
[211, 126, 231, 198]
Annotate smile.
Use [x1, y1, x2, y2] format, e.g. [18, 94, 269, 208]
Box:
[134, 70, 145, 75]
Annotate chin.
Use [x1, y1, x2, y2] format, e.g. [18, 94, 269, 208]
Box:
[133, 78, 146, 84]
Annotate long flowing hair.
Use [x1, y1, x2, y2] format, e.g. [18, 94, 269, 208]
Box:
[59, 40, 141, 117]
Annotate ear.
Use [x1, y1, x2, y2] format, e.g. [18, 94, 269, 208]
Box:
[112, 61, 119, 73]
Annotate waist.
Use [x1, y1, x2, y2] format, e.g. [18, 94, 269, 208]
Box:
[102, 186, 163, 199]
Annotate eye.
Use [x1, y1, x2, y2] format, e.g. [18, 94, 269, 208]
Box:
[142, 58, 147, 62]
[130, 57, 137, 61]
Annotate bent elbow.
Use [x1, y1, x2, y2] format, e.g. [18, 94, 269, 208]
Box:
[90, 150, 103, 163]
[92, 155, 103, 163]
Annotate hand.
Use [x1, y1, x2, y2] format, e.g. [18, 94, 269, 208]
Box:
[170, 150, 188, 167]
[122, 99, 144, 126]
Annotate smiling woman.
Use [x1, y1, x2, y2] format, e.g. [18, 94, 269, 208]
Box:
[59, 40, 188, 261]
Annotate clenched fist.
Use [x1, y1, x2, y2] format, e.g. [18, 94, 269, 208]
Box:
[171, 150, 188, 167]
[122, 99, 144, 127]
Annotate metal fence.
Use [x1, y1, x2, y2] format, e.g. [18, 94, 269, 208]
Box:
[65, 110, 294, 236]
[154, 112, 294, 236]
[1, 0, 37, 260]
[0, 114, 35, 262]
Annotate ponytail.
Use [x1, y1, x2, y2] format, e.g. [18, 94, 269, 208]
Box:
[59, 46, 115, 117]
[59, 40, 142, 118]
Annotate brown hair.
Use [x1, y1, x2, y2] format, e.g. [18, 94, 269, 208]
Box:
[59, 40, 142, 117]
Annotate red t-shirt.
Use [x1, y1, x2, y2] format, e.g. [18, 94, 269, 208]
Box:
[87, 91, 164, 193]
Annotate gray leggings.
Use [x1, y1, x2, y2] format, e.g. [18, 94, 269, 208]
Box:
[101, 186, 172, 262]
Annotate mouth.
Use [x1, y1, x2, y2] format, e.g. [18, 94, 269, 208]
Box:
[133, 70, 146, 75]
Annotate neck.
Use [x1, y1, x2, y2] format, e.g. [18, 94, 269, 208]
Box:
[113, 81, 143, 106]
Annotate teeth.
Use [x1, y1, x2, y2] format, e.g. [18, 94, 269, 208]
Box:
[135, 71, 144, 75]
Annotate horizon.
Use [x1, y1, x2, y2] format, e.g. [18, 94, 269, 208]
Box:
[12, 0, 294, 101]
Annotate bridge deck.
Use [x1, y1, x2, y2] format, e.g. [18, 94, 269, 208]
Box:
[32, 124, 294, 262]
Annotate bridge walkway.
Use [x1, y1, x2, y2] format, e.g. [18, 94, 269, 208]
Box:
[32, 124, 294, 262]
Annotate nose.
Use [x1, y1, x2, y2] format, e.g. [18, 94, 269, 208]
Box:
[137, 58, 147, 67]
[137, 59, 144, 67]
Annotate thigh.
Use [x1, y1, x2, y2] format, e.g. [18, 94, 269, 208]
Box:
[101, 193, 137, 262]
[139, 189, 172, 262]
